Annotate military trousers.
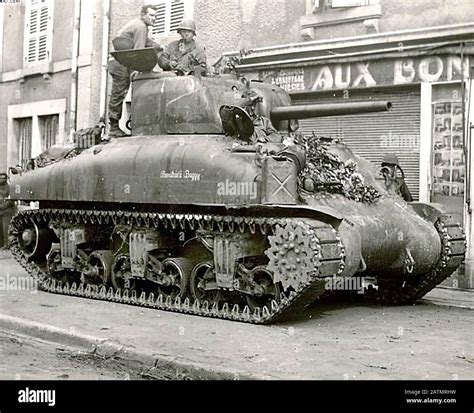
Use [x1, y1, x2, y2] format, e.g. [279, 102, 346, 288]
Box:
[108, 60, 131, 124]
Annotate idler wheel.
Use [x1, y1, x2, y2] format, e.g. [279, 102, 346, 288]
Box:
[156, 257, 191, 299]
[87, 250, 113, 286]
[190, 262, 221, 303]
[20, 221, 55, 259]
[245, 265, 282, 310]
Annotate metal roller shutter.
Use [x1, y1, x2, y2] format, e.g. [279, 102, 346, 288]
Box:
[292, 86, 421, 200]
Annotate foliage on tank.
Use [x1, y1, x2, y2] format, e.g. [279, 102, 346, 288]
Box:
[296, 135, 382, 204]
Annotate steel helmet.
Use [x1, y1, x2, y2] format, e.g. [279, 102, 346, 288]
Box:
[381, 153, 400, 166]
[177, 20, 196, 34]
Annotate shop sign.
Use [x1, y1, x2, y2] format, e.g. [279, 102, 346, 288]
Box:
[260, 56, 469, 92]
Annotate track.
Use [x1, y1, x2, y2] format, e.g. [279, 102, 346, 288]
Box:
[368, 213, 466, 304]
[9, 208, 345, 324]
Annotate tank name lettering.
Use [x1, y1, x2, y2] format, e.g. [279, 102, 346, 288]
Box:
[160, 170, 201, 181]
[217, 179, 257, 200]
[184, 170, 201, 181]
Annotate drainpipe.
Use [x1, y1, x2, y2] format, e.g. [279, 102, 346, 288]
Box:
[99, 0, 111, 122]
[68, 0, 81, 144]
[465, 60, 474, 289]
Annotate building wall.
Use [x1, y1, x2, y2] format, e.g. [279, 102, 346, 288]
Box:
[196, 0, 306, 64]
[194, 0, 474, 63]
[2, 4, 24, 72]
[304, 0, 474, 40]
[51, 0, 74, 62]
[109, 0, 143, 43]
[76, 0, 104, 129]
[0, 0, 107, 171]
[1, 72, 71, 170]
[380, 0, 474, 32]
[2, 1, 74, 71]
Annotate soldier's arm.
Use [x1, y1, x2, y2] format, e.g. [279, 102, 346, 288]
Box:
[194, 45, 207, 70]
[157, 46, 176, 70]
[145, 37, 163, 51]
[263, 117, 278, 135]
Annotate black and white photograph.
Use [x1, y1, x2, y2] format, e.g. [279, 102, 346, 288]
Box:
[0, 0, 473, 411]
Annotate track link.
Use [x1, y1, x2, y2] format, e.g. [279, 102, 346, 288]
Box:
[9, 208, 345, 324]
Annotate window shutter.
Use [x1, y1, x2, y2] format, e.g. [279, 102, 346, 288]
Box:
[24, 0, 53, 66]
[150, 0, 186, 37]
[153, 2, 167, 35]
[170, 1, 185, 32]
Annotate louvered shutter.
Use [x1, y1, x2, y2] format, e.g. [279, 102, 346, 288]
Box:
[292, 86, 421, 200]
[150, 0, 186, 37]
[24, 0, 53, 66]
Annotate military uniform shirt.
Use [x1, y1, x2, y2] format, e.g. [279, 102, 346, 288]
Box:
[116, 18, 156, 50]
[158, 39, 207, 74]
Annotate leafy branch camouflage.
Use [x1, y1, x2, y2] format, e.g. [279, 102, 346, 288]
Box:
[296, 135, 381, 204]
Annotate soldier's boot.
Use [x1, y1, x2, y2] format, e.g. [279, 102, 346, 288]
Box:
[108, 120, 127, 138]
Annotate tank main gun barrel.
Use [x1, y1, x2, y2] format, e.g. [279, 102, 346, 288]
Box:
[270, 101, 392, 121]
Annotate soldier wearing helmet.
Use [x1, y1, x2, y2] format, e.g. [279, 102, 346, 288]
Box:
[240, 90, 282, 144]
[380, 154, 413, 202]
[158, 20, 207, 76]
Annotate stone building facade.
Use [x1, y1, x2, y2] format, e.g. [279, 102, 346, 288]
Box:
[0, 0, 473, 286]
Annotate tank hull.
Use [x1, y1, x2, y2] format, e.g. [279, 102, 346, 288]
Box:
[6, 72, 465, 323]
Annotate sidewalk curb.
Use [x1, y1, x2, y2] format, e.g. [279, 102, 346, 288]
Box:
[422, 286, 474, 311]
[0, 314, 259, 380]
[421, 297, 474, 310]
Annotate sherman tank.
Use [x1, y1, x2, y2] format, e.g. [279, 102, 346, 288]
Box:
[8, 51, 466, 324]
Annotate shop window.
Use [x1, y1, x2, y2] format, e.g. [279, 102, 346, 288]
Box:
[431, 85, 465, 225]
[15, 118, 33, 168]
[39, 114, 58, 151]
[149, 0, 193, 38]
[23, 0, 54, 67]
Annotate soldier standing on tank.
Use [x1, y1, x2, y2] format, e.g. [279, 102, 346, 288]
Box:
[157, 20, 207, 76]
[380, 154, 413, 202]
[107, 5, 162, 138]
[0, 173, 15, 248]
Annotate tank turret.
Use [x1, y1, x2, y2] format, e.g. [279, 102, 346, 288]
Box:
[7, 64, 465, 324]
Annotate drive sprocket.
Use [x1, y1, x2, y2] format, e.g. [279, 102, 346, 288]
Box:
[265, 221, 318, 291]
